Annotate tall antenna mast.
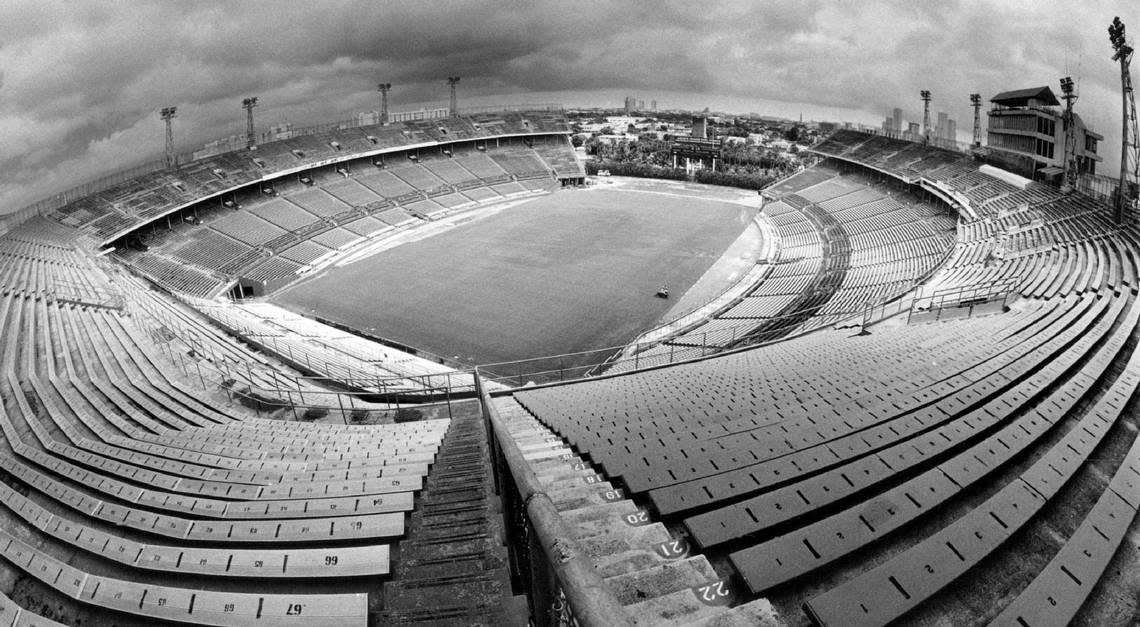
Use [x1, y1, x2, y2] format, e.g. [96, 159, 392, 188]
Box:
[160, 107, 177, 169]
[920, 90, 932, 144]
[1109, 16, 1138, 224]
[1059, 76, 1079, 192]
[969, 93, 982, 147]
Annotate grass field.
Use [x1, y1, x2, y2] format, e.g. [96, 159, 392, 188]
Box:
[273, 187, 757, 373]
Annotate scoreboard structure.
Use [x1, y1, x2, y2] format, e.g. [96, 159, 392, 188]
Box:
[671, 137, 722, 171]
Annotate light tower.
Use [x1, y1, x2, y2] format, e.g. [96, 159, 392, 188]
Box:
[160, 107, 177, 169]
[969, 94, 982, 147]
[920, 90, 932, 144]
[377, 83, 391, 124]
[242, 97, 258, 149]
[1059, 76, 1080, 192]
[448, 76, 460, 117]
[1109, 16, 1139, 224]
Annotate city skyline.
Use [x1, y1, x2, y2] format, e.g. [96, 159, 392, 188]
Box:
[0, 0, 1131, 213]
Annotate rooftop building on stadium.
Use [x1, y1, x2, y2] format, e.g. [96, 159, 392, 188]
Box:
[986, 85, 1102, 181]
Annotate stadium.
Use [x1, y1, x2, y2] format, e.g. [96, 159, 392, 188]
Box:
[3, 7, 1140, 627]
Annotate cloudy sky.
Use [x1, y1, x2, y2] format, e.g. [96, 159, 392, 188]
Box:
[0, 0, 1131, 215]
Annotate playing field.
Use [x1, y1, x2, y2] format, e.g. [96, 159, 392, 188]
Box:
[273, 187, 757, 372]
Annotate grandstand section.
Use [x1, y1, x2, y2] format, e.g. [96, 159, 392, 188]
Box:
[0, 217, 527, 626]
[48, 110, 574, 248]
[611, 163, 956, 369]
[7, 94, 1140, 626]
[500, 128, 1140, 625]
[103, 136, 578, 300]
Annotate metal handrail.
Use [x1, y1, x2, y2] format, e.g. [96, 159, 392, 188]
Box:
[475, 371, 631, 627]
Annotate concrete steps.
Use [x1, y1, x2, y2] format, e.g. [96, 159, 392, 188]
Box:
[378, 402, 527, 626]
[494, 397, 783, 626]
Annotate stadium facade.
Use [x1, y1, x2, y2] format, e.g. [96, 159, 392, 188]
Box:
[986, 85, 1103, 181]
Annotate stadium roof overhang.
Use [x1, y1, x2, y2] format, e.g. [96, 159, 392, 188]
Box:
[98, 130, 568, 247]
[990, 86, 1060, 107]
[1073, 112, 1105, 144]
[919, 178, 978, 221]
[979, 164, 1031, 189]
[806, 150, 918, 185]
[807, 137, 977, 221]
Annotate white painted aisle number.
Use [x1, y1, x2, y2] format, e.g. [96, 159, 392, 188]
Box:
[623, 510, 651, 526]
[652, 538, 689, 560]
[692, 579, 733, 607]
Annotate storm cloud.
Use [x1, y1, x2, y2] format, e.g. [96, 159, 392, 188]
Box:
[0, 0, 1130, 214]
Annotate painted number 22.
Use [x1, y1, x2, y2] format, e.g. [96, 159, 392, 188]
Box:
[693, 580, 732, 606]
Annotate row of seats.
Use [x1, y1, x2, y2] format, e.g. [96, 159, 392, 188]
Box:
[0, 296, 428, 521]
[2, 482, 391, 578]
[803, 298, 1140, 624]
[729, 291, 1131, 590]
[0, 528, 368, 626]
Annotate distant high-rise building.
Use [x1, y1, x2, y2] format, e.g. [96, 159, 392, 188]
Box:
[692, 117, 708, 139]
[935, 111, 948, 142]
[355, 111, 381, 126]
[651, 100, 657, 112]
[883, 107, 905, 135]
[624, 96, 635, 114]
[946, 119, 957, 145]
[638, 100, 645, 111]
